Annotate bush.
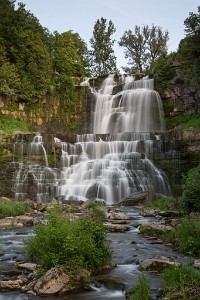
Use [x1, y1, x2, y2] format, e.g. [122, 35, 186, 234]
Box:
[0, 199, 29, 218]
[25, 208, 111, 276]
[162, 264, 200, 299]
[126, 273, 150, 300]
[146, 196, 180, 211]
[181, 163, 200, 212]
[166, 217, 200, 257]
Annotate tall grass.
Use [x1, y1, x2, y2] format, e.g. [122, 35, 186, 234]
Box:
[0, 198, 29, 218]
[162, 264, 200, 299]
[126, 273, 150, 300]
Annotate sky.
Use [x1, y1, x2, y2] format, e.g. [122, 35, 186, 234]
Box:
[18, 0, 199, 72]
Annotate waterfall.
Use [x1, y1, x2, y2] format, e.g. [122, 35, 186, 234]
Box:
[54, 75, 170, 204]
[12, 75, 171, 204]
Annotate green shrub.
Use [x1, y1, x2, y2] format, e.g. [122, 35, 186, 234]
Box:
[181, 163, 200, 212]
[84, 201, 106, 221]
[0, 199, 29, 218]
[126, 273, 150, 300]
[166, 217, 200, 257]
[25, 208, 111, 276]
[146, 196, 180, 211]
[162, 264, 200, 299]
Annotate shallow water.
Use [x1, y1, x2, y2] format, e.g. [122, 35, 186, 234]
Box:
[0, 207, 189, 299]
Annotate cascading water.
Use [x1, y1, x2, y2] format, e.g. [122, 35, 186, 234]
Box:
[54, 75, 171, 204]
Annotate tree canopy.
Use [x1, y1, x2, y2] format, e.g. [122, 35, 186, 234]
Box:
[89, 18, 117, 76]
[119, 25, 169, 73]
[178, 6, 200, 90]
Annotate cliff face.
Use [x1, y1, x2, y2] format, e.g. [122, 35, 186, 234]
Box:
[0, 85, 93, 135]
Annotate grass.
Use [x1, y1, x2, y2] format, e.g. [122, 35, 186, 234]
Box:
[162, 264, 200, 300]
[126, 273, 150, 300]
[0, 198, 29, 218]
[166, 217, 200, 257]
[0, 115, 29, 136]
[166, 111, 200, 130]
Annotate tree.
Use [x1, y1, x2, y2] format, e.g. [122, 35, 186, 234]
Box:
[184, 5, 200, 36]
[119, 25, 169, 73]
[89, 18, 117, 76]
[0, 44, 20, 98]
[178, 6, 200, 90]
[50, 30, 89, 96]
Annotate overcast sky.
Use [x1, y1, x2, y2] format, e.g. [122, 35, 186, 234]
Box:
[19, 0, 199, 71]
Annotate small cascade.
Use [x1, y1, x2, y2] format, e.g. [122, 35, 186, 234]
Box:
[12, 75, 172, 204]
[13, 134, 60, 202]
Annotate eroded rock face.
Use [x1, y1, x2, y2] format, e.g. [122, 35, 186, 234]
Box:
[139, 256, 180, 272]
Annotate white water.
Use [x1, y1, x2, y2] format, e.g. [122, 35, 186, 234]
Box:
[54, 75, 170, 204]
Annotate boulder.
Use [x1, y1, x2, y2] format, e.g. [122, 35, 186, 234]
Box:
[119, 191, 155, 206]
[104, 223, 129, 232]
[139, 256, 180, 272]
[139, 221, 173, 234]
[106, 211, 132, 220]
[34, 267, 91, 295]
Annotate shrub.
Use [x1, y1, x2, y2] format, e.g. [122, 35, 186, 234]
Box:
[25, 208, 111, 276]
[0, 199, 29, 218]
[166, 217, 200, 257]
[181, 163, 200, 212]
[146, 196, 180, 211]
[84, 201, 106, 221]
[126, 273, 150, 300]
[162, 264, 200, 299]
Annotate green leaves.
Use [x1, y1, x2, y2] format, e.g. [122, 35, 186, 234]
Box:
[119, 25, 169, 73]
[25, 209, 111, 276]
[89, 18, 117, 76]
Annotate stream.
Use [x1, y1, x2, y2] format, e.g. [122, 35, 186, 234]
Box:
[0, 207, 190, 300]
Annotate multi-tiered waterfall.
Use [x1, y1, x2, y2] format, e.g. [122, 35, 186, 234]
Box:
[53, 75, 170, 204]
[12, 75, 171, 204]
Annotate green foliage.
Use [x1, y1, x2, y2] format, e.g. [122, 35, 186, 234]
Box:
[178, 6, 200, 90]
[181, 163, 200, 212]
[0, 199, 29, 218]
[166, 111, 200, 130]
[126, 273, 150, 300]
[166, 217, 200, 257]
[84, 201, 106, 221]
[25, 208, 111, 275]
[119, 25, 169, 73]
[146, 196, 180, 211]
[150, 52, 176, 93]
[0, 115, 29, 136]
[162, 264, 200, 299]
[89, 18, 117, 76]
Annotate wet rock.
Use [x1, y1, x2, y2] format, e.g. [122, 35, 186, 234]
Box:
[139, 256, 180, 272]
[158, 210, 182, 217]
[106, 211, 132, 220]
[104, 223, 130, 232]
[94, 275, 125, 290]
[18, 263, 37, 272]
[140, 208, 160, 217]
[0, 278, 27, 290]
[193, 259, 200, 269]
